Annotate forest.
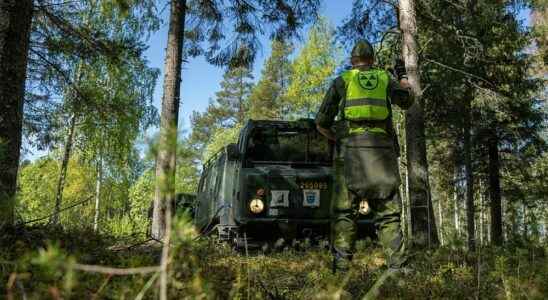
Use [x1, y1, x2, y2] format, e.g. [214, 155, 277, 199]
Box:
[0, 0, 547, 299]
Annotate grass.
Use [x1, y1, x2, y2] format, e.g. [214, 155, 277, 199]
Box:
[1, 221, 547, 299]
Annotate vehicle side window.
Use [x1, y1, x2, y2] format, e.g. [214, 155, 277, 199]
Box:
[214, 155, 225, 194]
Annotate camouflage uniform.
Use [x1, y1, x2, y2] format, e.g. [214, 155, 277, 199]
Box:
[315, 67, 413, 268]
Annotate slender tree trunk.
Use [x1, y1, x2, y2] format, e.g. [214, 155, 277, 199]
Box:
[398, 0, 438, 247]
[400, 179, 407, 239]
[51, 113, 77, 225]
[487, 223, 492, 243]
[396, 119, 411, 242]
[438, 198, 444, 245]
[152, 0, 186, 240]
[488, 132, 503, 245]
[93, 156, 102, 232]
[153, 2, 186, 300]
[453, 174, 460, 236]
[542, 213, 548, 241]
[463, 95, 476, 251]
[0, 0, 33, 227]
[479, 179, 484, 246]
[522, 203, 528, 239]
[405, 162, 412, 239]
[238, 71, 244, 124]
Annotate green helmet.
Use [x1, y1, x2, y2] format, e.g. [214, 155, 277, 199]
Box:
[351, 40, 374, 59]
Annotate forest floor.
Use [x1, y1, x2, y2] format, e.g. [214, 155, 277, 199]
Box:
[1, 221, 547, 299]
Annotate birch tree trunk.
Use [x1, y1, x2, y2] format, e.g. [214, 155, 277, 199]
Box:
[151, 0, 186, 240]
[51, 113, 77, 225]
[488, 132, 503, 245]
[453, 174, 460, 236]
[398, 0, 438, 247]
[0, 0, 33, 227]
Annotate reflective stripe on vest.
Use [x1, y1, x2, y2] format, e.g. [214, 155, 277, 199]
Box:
[342, 69, 389, 121]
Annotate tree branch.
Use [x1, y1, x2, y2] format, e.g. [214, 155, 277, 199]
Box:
[423, 58, 495, 88]
[29, 48, 91, 106]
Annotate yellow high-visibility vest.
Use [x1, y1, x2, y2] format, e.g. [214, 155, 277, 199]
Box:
[342, 69, 390, 122]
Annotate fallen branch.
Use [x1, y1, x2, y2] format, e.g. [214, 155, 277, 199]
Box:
[73, 264, 160, 275]
[20, 196, 93, 225]
[109, 238, 156, 252]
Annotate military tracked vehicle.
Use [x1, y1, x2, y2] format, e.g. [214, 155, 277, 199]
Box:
[193, 119, 373, 246]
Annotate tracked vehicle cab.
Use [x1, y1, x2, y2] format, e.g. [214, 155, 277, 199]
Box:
[193, 119, 373, 245]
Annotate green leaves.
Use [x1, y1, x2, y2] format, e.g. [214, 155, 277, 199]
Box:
[285, 18, 340, 118]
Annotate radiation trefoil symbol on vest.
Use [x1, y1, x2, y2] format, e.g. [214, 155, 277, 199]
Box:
[358, 72, 378, 90]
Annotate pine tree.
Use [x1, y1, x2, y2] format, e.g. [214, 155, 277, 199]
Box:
[248, 39, 293, 120]
[400, 0, 440, 247]
[189, 66, 254, 153]
[152, 0, 186, 242]
[214, 66, 254, 126]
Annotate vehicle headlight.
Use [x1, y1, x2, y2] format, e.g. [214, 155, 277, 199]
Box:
[249, 199, 265, 214]
[359, 199, 371, 215]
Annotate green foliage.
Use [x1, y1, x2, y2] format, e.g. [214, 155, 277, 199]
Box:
[17, 156, 96, 227]
[215, 67, 255, 126]
[175, 146, 200, 195]
[285, 18, 340, 118]
[20, 0, 159, 235]
[128, 169, 154, 225]
[15, 145, 193, 237]
[203, 125, 242, 162]
[125, 139, 199, 234]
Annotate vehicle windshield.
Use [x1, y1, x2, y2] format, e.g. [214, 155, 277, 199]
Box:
[246, 126, 332, 165]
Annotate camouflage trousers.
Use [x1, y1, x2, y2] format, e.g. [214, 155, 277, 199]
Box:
[331, 134, 406, 267]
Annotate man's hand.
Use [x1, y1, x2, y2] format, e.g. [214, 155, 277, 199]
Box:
[399, 77, 411, 90]
[316, 125, 336, 141]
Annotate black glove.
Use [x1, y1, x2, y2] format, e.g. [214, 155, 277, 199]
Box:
[394, 58, 407, 80]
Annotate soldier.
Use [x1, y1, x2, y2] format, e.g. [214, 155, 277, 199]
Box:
[315, 40, 413, 273]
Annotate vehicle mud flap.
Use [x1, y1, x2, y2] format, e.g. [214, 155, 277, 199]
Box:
[340, 133, 400, 200]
